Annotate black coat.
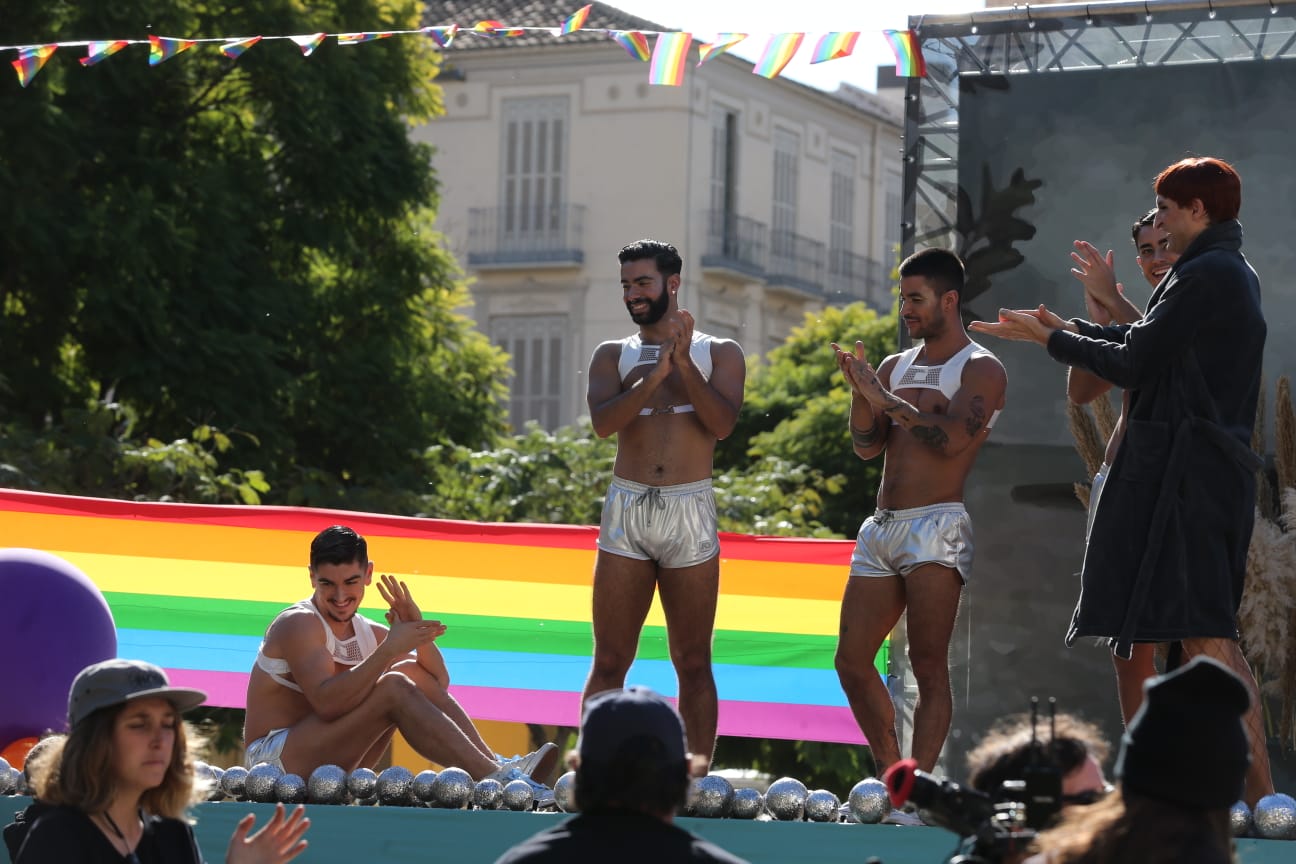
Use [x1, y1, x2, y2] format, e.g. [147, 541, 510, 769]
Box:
[1047, 219, 1265, 658]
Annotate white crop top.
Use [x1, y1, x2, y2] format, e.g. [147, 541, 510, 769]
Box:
[889, 340, 1002, 429]
[255, 598, 380, 693]
[618, 331, 717, 415]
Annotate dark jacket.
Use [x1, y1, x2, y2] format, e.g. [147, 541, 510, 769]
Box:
[1046, 219, 1264, 657]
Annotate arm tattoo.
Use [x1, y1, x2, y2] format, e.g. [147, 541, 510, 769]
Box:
[911, 424, 950, 450]
[851, 423, 881, 447]
[964, 396, 987, 438]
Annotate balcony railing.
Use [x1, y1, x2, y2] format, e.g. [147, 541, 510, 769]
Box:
[467, 204, 585, 267]
[700, 210, 767, 278]
[767, 230, 825, 297]
[826, 249, 891, 310]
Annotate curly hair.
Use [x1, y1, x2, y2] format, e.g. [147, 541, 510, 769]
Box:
[965, 711, 1111, 797]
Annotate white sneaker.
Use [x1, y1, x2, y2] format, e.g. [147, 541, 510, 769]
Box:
[497, 742, 559, 784]
[882, 808, 926, 826]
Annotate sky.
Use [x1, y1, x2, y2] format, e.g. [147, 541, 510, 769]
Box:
[609, 0, 987, 92]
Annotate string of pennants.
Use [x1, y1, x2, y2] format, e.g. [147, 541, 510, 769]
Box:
[4, 5, 927, 89]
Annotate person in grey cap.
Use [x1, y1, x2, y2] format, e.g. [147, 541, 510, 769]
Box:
[493, 686, 750, 864]
[1023, 655, 1250, 864]
[8, 658, 310, 864]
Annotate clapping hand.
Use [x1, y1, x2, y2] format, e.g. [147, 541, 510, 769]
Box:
[225, 803, 309, 864]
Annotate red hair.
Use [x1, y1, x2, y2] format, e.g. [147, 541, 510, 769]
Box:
[1154, 157, 1241, 223]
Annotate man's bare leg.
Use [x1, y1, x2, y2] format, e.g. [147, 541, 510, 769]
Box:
[358, 727, 397, 770]
[1180, 637, 1275, 807]
[396, 659, 494, 759]
[835, 574, 906, 771]
[582, 552, 659, 706]
[278, 670, 500, 779]
[902, 563, 962, 772]
[1112, 643, 1158, 726]
[658, 555, 720, 766]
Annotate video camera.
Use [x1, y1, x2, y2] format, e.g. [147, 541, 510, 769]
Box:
[880, 698, 1066, 864]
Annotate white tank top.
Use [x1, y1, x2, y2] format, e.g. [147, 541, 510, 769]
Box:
[618, 331, 717, 415]
[889, 340, 1002, 429]
[255, 599, 380, 693]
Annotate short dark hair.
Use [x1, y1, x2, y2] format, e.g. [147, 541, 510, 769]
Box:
[898, 247, 964, 301]
[966, 712, 1110, 798]
[310, 525, 367, 570]
[618, 239, 682, 279]
[574, 735, 689, 816]
[1131, 208, 1157, 244]
[1154, 157, 1241, 223]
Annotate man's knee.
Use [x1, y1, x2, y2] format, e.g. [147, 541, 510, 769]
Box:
[907, 649, 951, 688]
[373, 669, 422, 707]
[671, 649, 713, 683]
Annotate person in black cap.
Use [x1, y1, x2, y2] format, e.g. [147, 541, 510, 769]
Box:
[493, 686, 750, 864]
[1023, 655, 1250, 864]
[8, 658, 310, 864]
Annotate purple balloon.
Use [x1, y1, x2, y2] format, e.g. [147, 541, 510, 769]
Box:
[0, 549, 117, 747]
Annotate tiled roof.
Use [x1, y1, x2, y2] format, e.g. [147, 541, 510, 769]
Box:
[423, 1, 668, 51]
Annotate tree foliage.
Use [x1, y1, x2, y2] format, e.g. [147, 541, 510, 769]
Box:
[0, 0, 509, 507]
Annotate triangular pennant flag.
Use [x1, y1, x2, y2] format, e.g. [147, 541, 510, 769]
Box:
[559, 5, 592, 36]
[649, 32, 692, 87]
[697, 33, 746, 66]
[753, 32, 803, 79]
[473, 20, 525, 37]
[290, 33, 328, 56]
[149, 34, 196, 66]
[80, 40, 129, 67]
[883, 29, 927, 77]
[610, 30, 650, 61]
[810, 31, 859, 64]
[12, 45, 56, 88]
[337, 32, 394, 45]
[422, 25, 458, 48]
[220, 36, 262, 59]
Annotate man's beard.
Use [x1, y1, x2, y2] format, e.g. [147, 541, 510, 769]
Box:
[628, 290, 670, 325]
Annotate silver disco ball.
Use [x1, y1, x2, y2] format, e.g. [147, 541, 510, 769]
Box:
[220, 765, 249, 800]
[1253, 792, 1296, 840]
[347, 767, 378, 801]
[274, 773, 307, 805]
[192, 761, 221, 801]
[245, 762, 283, 803]
[0, 760, 14, 796]
[429, 766, 473, 809]
[502, 778, 535, 811]
[1229, 800, 1253, 837]
[729, 787, 763, 819]
[689, 775, 735, 818]
[376, 766, 416, 806]
[307, 764, 348, 805]
[472, 778, 505, 810]
[14, 769, 31, 797]
[764, 776, 808, 821]
[847, 777, 890, 824]
[411, 770, 440, 804]
[554, 771, 578, 813]
[805, 788, 840, 822]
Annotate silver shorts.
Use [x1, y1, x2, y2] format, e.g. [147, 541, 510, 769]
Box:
[245, 727, 289, 770]
[1085, 462, 1110, 544]
[598, 476, 719, 569]
[849, 503, 973, 583]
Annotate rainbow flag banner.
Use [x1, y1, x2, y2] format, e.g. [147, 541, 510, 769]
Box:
[883, 28, 927, 78]
[0, 489, 883, 744]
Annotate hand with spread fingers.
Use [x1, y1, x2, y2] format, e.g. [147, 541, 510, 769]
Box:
[969, 305, 1073, 346]
[225, 803, 310, 864]
[378, 573, 446, 639]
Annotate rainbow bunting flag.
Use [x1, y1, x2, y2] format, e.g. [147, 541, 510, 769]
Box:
[80, 40, 129, 67]
[883, 28, 927, 77]
[753, 32, 804, 79]
[12, 45, 56, 88]
[610, 30, 650, 62]
[290, 33, 328, 57]
[697, 33, 746, 66]
[422, 24, 458, 48]
[0, 489, 885, 744]
[649, 32, 692, 87]
[473, 20, 525, 37]
[148, 35, 196, 67]
[559, 5, 592, 36]
[220, 36, 262, 59]
[810, 31, 859, 64]
[337, 32, 393, 45]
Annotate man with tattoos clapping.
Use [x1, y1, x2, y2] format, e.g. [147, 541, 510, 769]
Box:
[830, 248, 1007, 795]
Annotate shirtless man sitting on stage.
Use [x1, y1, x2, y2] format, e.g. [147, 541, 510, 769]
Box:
[244, 525, 557, 783]
[832, 248, 1007, 787]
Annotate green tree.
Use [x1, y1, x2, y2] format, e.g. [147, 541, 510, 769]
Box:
[0, 0, 508, 507]
[723, 302, 900, 536]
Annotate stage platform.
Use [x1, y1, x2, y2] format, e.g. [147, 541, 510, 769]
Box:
[4, 797, 1288, 864]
